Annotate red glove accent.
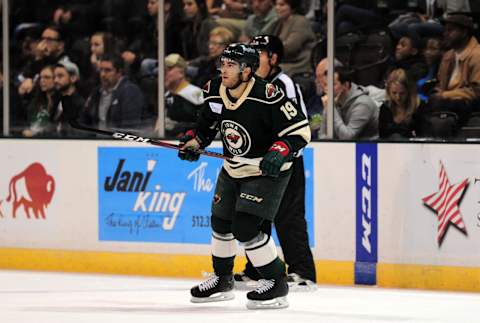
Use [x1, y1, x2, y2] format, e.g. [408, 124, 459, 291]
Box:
[269, 141, 290, 157]
[185, 129, 196, 138]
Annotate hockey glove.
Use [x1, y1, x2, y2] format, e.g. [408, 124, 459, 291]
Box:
[178, 130, 201, 162]
[260, 140, 292, 177]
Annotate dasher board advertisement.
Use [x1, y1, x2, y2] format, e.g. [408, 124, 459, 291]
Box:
[378, 144, 480, 267]
[97, 147, 315, 245]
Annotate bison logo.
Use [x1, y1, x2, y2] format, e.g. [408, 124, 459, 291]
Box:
[6, 163, 55, 219]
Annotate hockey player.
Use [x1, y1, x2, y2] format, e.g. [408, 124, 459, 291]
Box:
[178, 43, 311, 309]
[233, 35, 317, 291]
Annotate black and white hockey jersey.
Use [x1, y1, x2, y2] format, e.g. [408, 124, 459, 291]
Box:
[197, 77, 311, 178]
[266, 69, 308, 157]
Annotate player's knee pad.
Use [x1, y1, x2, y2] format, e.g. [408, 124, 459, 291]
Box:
[242, 232, 278, 268]
[211, 215, 231, 234]
[212, 231, 237, 258]
[231, 212, 263, 243]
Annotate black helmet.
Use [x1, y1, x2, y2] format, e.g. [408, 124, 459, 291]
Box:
[249, 35, 284, 62]
[221, 43, 259, 71]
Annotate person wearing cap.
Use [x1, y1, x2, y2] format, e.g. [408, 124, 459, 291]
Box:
[52, 61, 85, 136]
[80, 53, 145, 130]
[164, 53, 204, 137]
[425, 13, 480, 134]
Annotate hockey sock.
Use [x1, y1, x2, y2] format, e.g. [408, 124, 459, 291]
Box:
[244, 233, 286, 279]
[212, 231, 237, 275]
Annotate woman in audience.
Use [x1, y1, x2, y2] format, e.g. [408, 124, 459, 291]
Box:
[417, 37, 444, 101]
[81, 31, 118, 96]
[272, 0, 316, 76]
[379, 69, 426, 139]
[22, 65, 58, 137]
[181, 0, 218, 60]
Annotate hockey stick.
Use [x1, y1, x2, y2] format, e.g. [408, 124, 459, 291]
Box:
[70, 121, 260, 166]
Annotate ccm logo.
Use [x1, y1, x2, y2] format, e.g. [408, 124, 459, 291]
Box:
[240, 193, 263, 203]
[113, 133, 151, 143]
[361, 153, 372, 254]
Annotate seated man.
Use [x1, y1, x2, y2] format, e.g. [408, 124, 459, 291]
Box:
[319, 67, 379, 140]
[80, 54, 145, 130]
[425, 14, 480, 134]
[164, 53, 204, 138]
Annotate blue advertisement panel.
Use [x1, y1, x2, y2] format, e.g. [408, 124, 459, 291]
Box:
[98, 147, 314, 245]
[355, 143, 378, 285]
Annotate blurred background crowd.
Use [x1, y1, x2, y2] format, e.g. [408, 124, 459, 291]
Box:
[0, 0, 479, 141]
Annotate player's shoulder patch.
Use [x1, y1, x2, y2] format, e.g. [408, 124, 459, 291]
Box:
[265, 83, 281, 99]
[203, 80, 211, 94]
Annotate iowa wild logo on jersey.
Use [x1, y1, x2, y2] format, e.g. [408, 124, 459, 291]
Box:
[221, 120, 252, 156]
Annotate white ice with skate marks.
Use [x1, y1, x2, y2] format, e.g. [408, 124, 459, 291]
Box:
[1, 270, 480, 323]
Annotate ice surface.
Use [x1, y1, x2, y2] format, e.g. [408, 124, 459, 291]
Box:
[1, 270, 479, 323]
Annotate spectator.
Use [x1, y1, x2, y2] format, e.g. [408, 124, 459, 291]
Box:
[379, 69, 426, 139]
[190, 26, 235, 87]
[319, 67, 379, 140]
[239, 0, 278, 43]
[215, 0, 250, 39]
[52, 61, 85, 136]
[165, 0, 185, 55]
[80, 54, 145, 129]
[335, 3, 384, 35]
[122, 0, 160, 74]
[18, 25, 71, 96]
[212, 0, 250, 19]
[181, 0, 218, 60]
[272, 0, 316, 76]
[22, 66, 58, 137]
[417, 37, 444, 101]
[164, 53, 204, 138]
[90, 32, 118, 72]
[307, 57, 343, 138]
[389, 32, 429, 82]
[426, 14, 480, 132]
[206, 0, 224, 16]
[52, 1, 97, 40]
[81, 31, 119, 97]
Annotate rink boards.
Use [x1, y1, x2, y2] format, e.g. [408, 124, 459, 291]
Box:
[0, 139, 479, 292]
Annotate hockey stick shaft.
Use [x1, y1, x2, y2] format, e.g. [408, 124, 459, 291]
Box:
[70, 121, 260, 166]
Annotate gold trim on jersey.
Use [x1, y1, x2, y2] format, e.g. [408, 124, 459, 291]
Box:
[223, 159, 293, 178]
[246, 96, 284, 105]
[278, 119, 311, 143]
[219, 78, 256, 110]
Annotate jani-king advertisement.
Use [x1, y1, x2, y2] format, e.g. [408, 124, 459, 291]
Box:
[98, 147, 314, 245]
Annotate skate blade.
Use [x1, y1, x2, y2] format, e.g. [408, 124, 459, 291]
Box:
[234, 280, 260, 291]
[246, 296, 289, 310]
[288, 281, 318, 292]
[191, 291, 235, 303]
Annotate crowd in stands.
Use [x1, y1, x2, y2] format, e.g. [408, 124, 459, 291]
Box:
[3, 0, 480, 141]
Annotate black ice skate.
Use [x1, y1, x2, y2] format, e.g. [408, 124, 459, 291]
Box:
[246, 276, 289, 309]
[287, 273, 318, 292]
[190, 274, 235, 303]
[233, 271, 260, 290]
